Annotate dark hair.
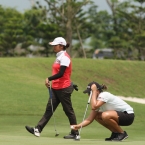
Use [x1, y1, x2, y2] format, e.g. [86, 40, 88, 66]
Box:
[83, 81, 107, 94]
[61, 43, 70, 50]
[98, 84, 107, 92]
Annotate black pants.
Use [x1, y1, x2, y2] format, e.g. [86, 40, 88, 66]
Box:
[36, 85, 77, 132]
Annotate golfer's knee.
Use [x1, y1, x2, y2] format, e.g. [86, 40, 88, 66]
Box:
[102, 112, 110, 120]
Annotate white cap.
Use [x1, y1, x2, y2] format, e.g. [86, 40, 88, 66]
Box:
[49, 37, 66, 46]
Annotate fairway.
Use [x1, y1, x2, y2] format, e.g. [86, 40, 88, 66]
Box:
[0, 58, 145, 145]
[0, 126, 145, 145]
[0, 135, 145, 145]
[0, 112, 145, 145]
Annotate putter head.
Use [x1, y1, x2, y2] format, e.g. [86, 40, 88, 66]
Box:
[55, 133, 59, 137]
[74, 135, 80, 141]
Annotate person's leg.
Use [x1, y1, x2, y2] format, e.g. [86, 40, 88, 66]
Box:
[36, 89, 60, 132]
[95, 111, 123, 133]
[25, 89, 60, 136]
[55, 85, 78, 138]
[95, 111, 134, 141]
[112, 112, 134, 141]
[57, 85, 77, 125]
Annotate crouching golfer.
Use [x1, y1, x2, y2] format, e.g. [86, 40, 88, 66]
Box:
[72, 82, 135, 141]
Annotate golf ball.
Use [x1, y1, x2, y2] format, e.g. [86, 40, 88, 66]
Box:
[70, 125, 74, 129]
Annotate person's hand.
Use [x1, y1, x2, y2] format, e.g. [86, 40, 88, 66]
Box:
[70, 125, 80, 130]
[73, 84, 78, 91]
[91, 84, 97, 91]
[45, 78, 50, 88]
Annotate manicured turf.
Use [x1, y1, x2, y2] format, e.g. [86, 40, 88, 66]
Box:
[0, 101, 145, 145]
[0, 58, 145, 145]
[0, 135, 145, 145]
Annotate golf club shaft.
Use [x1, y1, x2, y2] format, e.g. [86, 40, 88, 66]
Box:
[48, 87, 59, 135]
[79, 91, 92, 135]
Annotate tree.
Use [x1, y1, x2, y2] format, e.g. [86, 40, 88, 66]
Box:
[36, 22, 64, 57]
[88, 6, 113, 49]
[128, 0, 145, 60]
[106, 0, 145, 60]
[22, 8, 47, 56]
[0, 6, 23, 56]
[105, 0, 128, 59]
[35, 0, 93, 57]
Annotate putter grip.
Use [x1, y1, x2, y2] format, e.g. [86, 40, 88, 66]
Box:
[88, 91, 92, 104]
[48, 87, 52, 99]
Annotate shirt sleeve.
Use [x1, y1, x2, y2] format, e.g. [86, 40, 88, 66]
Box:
[97, 92, 109, 103]
[48, 66, 66, 81]
[60, 55, 70, 67]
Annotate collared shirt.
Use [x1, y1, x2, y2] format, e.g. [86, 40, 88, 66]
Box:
[52, 51, 72, 89]
[97, 92, 134, 114]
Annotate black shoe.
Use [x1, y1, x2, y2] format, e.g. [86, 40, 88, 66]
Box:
[64, 132, 76, 139]
[64, 130, 79, 139]
[105, 132, 117, 141]
[112, 131, 128, 141]
[64, 129, 79, 139]
[25, 126, 34, 135]
[25, 126, 40, 137]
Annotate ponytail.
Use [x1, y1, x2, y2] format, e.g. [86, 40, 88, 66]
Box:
[63, 43, 70, 50]
[98, 84, 107, 92]
[101, 84, 107, 90]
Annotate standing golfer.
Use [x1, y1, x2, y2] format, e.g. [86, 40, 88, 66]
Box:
[72, 81, 135, 141]
[25, 37, 79, 139]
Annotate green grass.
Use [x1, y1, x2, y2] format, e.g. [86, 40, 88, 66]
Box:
[0, 57, 145, 145]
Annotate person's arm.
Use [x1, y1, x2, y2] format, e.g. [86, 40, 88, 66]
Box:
[91, 84, 105, 110]
[48, 65, 66, 81]
[45, 65, 66, 88]
[71, 110, 97, 130]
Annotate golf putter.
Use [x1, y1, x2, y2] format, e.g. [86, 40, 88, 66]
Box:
[75, 91, 92, 141]
[48, 86, 59, 137]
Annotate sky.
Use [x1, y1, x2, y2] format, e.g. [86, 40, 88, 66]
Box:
[0, 0, 111, 13]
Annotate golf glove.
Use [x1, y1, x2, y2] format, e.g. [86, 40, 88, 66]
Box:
[72, 83, 78, 91]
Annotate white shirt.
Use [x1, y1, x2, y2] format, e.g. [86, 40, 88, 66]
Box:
[56, 51, 70, 67]
[97, 92, 134, 114]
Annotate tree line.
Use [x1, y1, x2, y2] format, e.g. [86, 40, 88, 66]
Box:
[0, 0, 145, 60]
